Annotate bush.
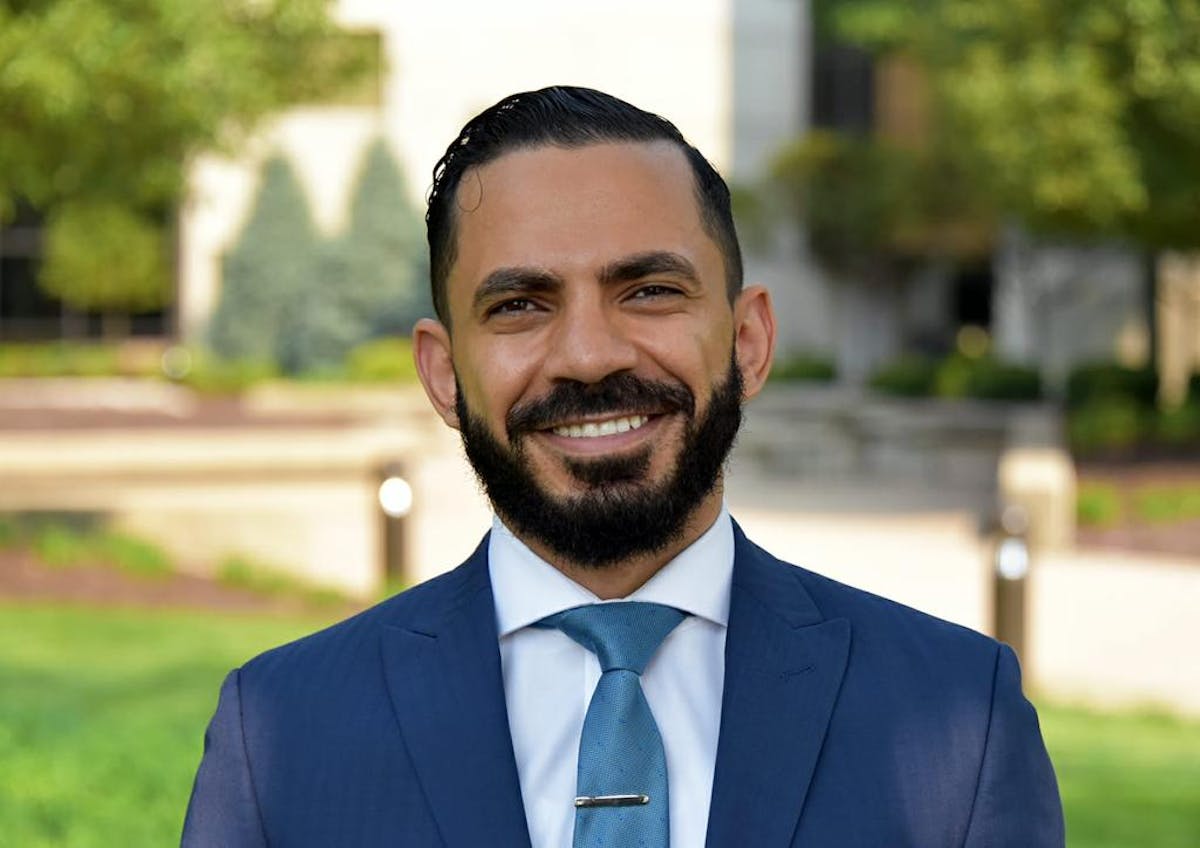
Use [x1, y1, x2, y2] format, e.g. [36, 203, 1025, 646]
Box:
[178, 352, 278, 394]
[1068, 399, 1149, 456]
[1066, 363, 1158, 409]
[964, 359, 1042, 401]
[1077, 482, 1122, 527]
[343, 337, 419, 383]
[869, 356, 938, 397]
[1155, 402, 1200, 448]
[770, 353, 836, 383]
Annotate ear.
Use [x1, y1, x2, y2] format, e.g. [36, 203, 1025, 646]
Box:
[732, 285, 776, 401]
[413, 318, 460, 429]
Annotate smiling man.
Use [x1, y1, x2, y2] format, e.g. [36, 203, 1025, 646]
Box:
[183, 87, 1064, 847]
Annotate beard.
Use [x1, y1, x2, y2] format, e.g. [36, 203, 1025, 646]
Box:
[455, 353, 744, 568]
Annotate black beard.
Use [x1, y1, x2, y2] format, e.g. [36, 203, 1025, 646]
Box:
[455, 355, 744, 568]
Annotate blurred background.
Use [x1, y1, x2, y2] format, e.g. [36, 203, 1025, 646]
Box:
[1, 0, 1198, 845]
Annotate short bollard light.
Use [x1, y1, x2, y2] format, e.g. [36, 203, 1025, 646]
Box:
[377, 466, 413, 584]
[992, 504, 1030, 664]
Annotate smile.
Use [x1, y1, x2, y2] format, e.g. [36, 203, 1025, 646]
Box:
[550, 414, 651, 439]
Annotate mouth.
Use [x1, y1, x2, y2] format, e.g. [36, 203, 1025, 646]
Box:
[531, 411, 669, 457]
[549, 413, 652, 439]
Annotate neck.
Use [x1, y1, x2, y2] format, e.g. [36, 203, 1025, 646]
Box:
[511, 487, 725, 600]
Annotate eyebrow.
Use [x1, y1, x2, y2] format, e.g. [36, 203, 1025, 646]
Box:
[598, 251, 700, 287]
[471, 267, 563, 314]
[470, 250, 700, 315]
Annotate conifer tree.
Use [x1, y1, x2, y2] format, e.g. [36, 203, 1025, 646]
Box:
[208, 155, 318, 365]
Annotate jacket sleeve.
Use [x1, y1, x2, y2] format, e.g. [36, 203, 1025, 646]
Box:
[963, 645, 1065, 848]
[181, 669, 269, 847]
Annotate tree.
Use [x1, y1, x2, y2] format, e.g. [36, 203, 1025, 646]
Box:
[276, 139, 429, 374]
[324, 138, 430, 340]
[208, 155, 318, 365]
[816, 0, 1200, 252]
[39, 201, 169, 337]
[0, 0, 373, 321]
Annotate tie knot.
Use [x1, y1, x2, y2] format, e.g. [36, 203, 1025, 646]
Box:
[539, 602, 687, 674]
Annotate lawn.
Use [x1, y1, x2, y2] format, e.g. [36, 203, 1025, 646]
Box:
[1, 603, 1197, 847]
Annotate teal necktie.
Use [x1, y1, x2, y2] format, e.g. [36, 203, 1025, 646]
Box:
[539, 602, 687, 848]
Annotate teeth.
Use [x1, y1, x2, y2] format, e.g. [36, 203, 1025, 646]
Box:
[553, 415, 649, 439]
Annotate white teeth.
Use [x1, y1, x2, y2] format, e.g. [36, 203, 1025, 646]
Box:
[552, 415, 649, 439]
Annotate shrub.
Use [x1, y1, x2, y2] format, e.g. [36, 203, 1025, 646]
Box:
[96, 532, 173, 578]
[869, 356, 938, 397]
[1068, 399, 1149, 456]
[1155, 402, 1200, 448]
[343, 337, 419, 383]
[1076, 482, 1122, 527]
[208, 155, 319, 368]
[964, 359, 1041, 401]
[1132, 485, 1200, 524]
[1066, 363, 1158, 409]
[179, 353, 278, 394]
[770, 353, 836, 383]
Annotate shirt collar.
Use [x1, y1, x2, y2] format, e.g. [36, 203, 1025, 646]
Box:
[489, 505, 734, 638]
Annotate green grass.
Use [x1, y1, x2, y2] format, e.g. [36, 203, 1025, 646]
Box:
[0, 603, 1197, 846]
[1040, 704, 1200, 847]
[0, 603, 331, 847]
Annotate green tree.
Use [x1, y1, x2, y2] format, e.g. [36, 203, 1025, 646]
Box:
[0, 0, 373, 322]
[279, 139, 429, 374]
[39, 201, 170, 337]
[816, 0, 1200, 252]
[208, 155, 317, 365]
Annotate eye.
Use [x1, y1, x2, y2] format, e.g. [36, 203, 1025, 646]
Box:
[487, 298, 539, 316]
[628, 284, 682, 300]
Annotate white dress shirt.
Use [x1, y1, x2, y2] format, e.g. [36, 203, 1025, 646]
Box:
[489, 507, 733, 848]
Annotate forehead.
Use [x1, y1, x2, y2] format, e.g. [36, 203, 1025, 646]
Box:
[446, 142, 717, 308]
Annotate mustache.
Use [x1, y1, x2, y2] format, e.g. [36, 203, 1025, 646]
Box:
[506, 373, 695, 436]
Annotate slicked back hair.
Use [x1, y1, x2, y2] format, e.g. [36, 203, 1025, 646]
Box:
[425, 85, 743, 324]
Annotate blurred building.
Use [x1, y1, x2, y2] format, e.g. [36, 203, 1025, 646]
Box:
[175, 0, 815, 348]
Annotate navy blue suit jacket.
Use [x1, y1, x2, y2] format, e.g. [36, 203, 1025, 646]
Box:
[182, 523, 1064, 846]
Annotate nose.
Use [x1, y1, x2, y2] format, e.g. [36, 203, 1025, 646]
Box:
[543, 292, 638, 385]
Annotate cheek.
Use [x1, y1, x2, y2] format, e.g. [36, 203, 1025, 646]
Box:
[455, 347, 540, 428]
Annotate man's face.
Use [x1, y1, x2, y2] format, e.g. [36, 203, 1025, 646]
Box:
[416, 141, 771, 566]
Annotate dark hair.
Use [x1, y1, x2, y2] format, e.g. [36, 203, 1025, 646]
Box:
[425, 85, 743, 323]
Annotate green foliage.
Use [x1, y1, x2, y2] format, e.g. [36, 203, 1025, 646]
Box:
[208, 155, 318, 365]
[769, 352, 837, 383]
[1076, 482, 1122, 528]
[175, 350, 279, 394]
[1155, 402, 1200, 447]
[818, 0, 1200, 249]
[771, 128, 995, 278]
[209, 142, 428, 376]
[869, 355, 939, 397]
[871, 353, 1043, 400]
[40, 201, 170, 314]
[0, 343, 123, 377]
[0, 0, 374, 314]
[1068, 399, 1149, 455]
[343, 336, 419, 383]
[959, 359, 1042, 401]
[1132, 485, 1200, 524]
[217, 555, 345, 606]
[1067, 362, 1160, 409]
[24, 519, 174, 577]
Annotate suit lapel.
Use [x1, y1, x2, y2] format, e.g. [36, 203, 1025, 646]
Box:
[380, 539, 532, 848]
[705, 524, 852, 848]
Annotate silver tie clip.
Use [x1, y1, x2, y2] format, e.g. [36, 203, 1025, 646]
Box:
[574, 794, 650, 808]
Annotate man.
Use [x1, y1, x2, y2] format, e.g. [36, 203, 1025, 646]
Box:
[183, 86, 1064, 847]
